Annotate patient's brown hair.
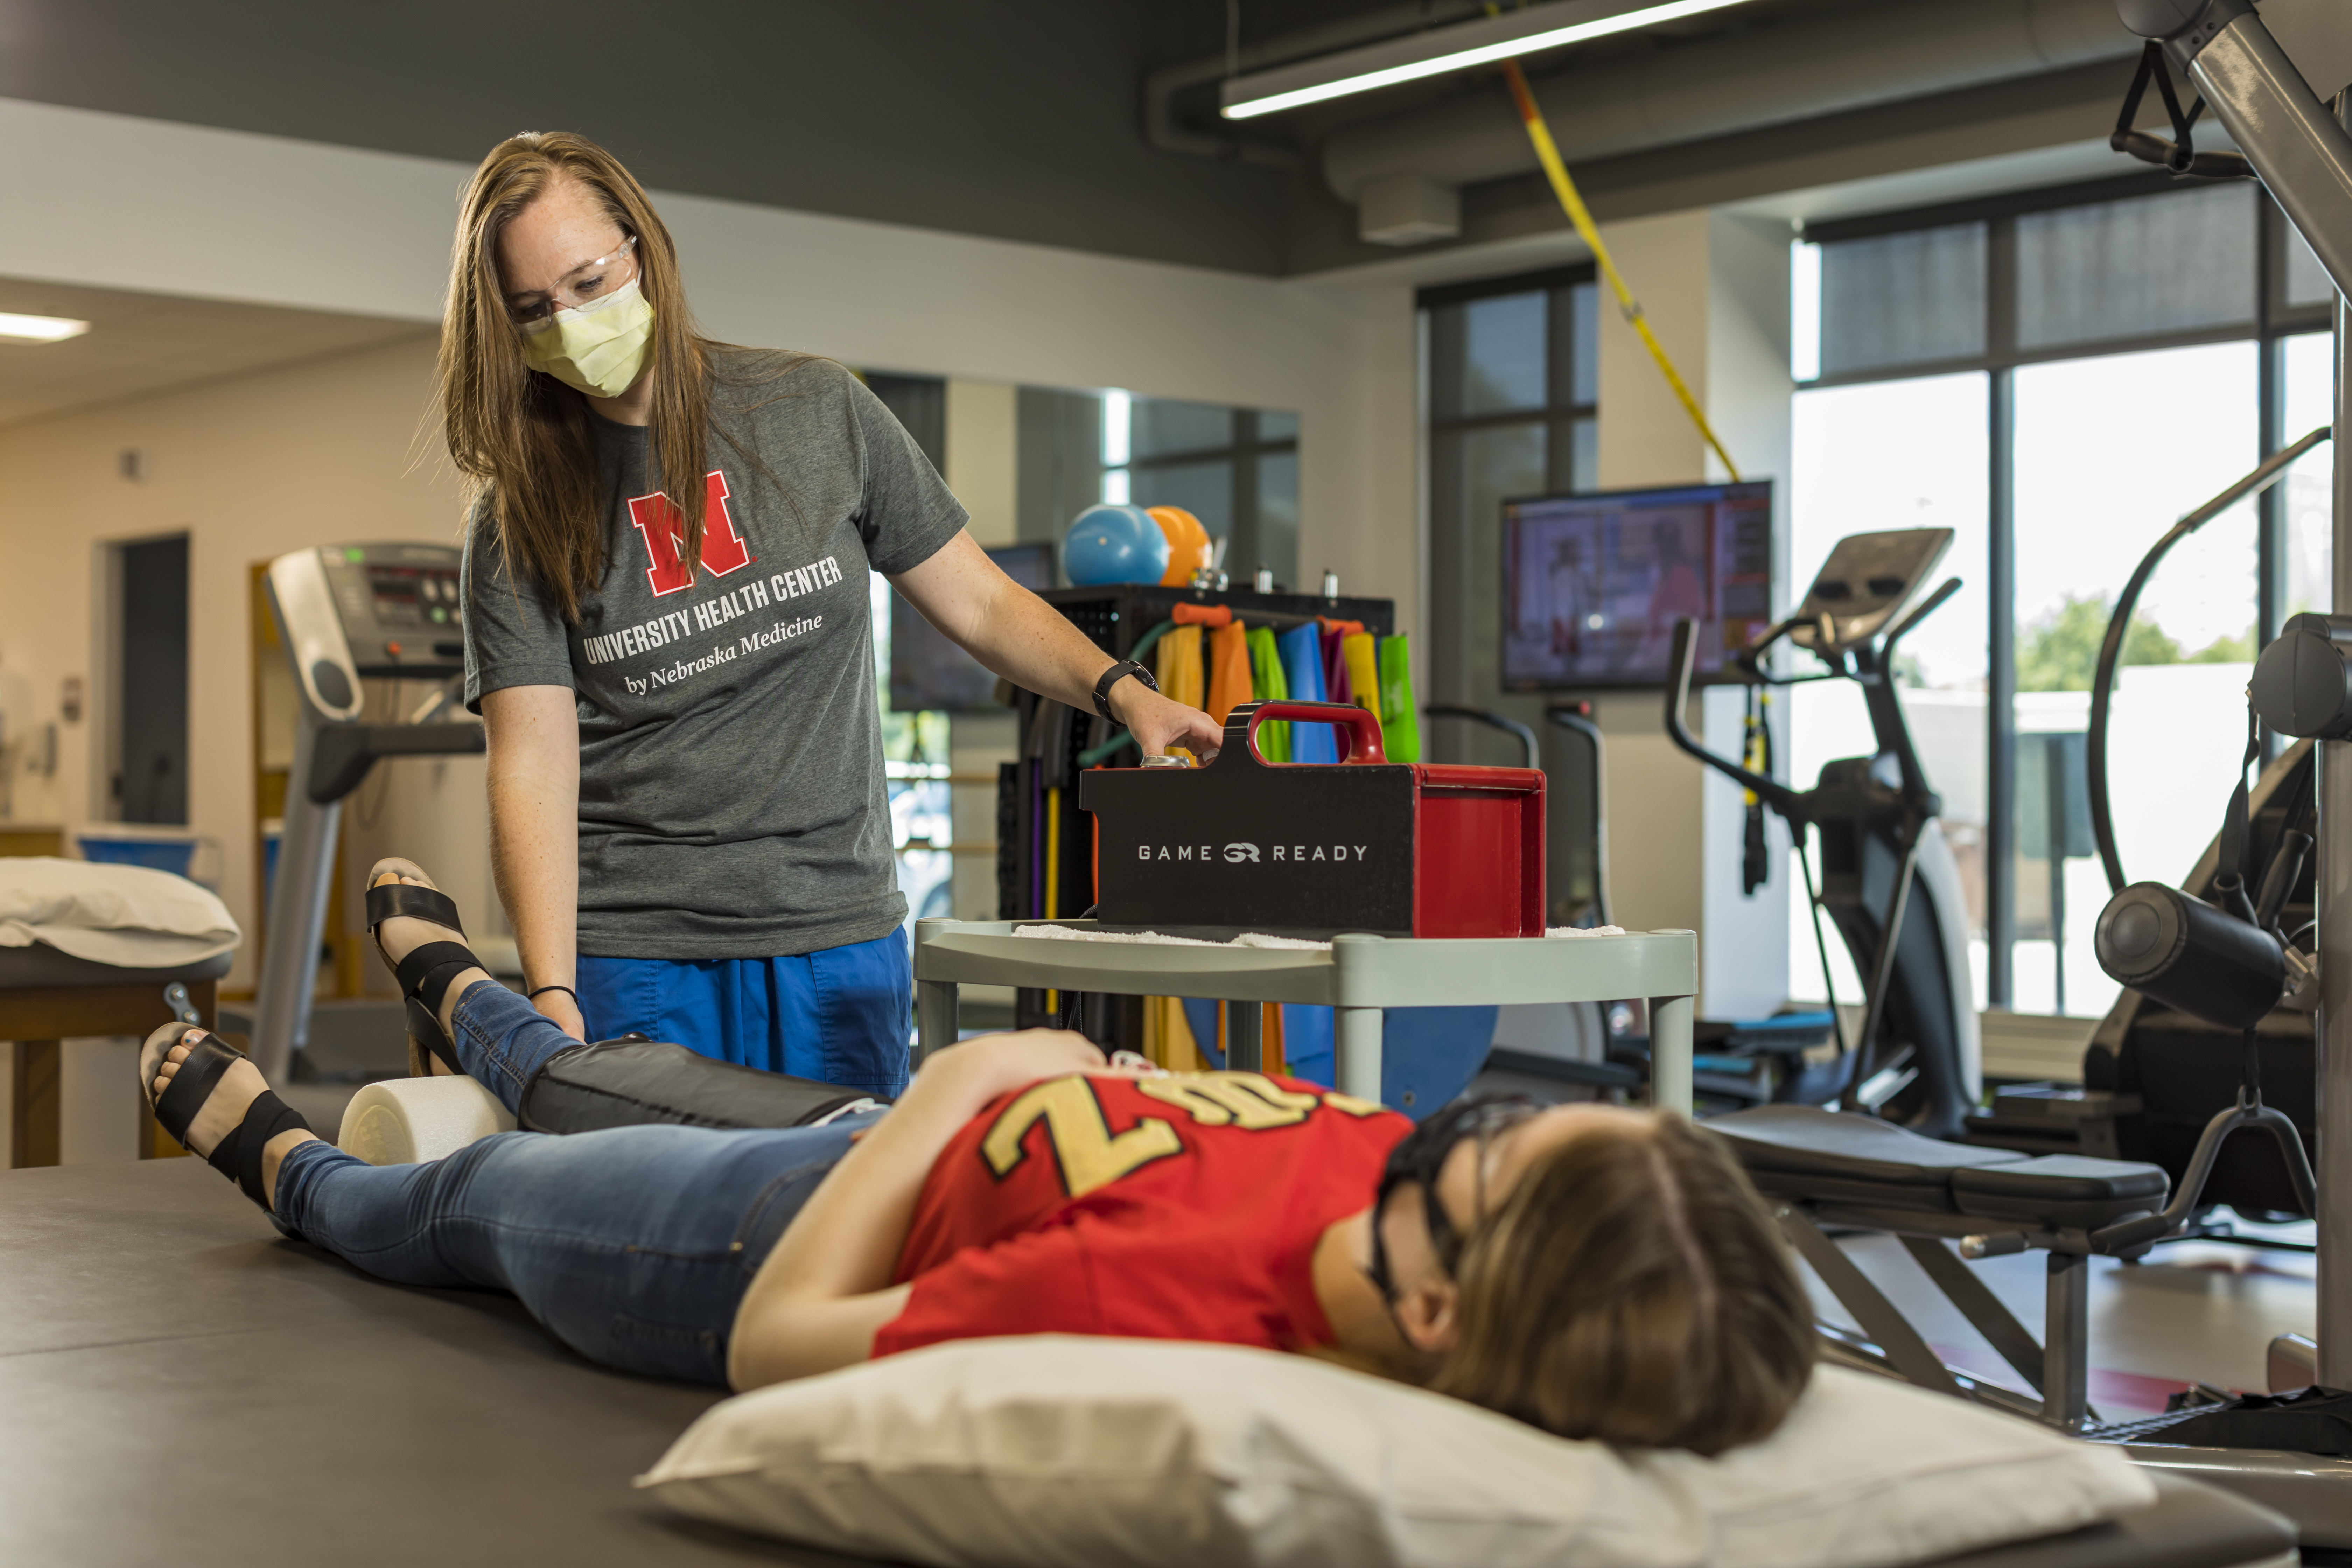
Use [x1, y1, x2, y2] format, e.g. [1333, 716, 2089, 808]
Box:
[1434, 1113, 1813, 1456]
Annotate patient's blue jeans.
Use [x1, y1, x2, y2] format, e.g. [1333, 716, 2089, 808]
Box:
[271, 978, 871, 1385]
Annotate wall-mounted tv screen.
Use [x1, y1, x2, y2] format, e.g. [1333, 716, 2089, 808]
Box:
[1500, 479, 1773, 689]
[890, 542, 1054, 712]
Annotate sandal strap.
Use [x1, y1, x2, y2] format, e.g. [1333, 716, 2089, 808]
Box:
[366, 881, 464, 938]
[233, 1092, 312, 1208]
[404, 996, 466, 1076]
[152, 1033, 245, 1146]
[394, 941, 482, 1010]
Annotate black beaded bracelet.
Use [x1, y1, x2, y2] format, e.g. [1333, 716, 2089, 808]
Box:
[528, 984, 581, 1007]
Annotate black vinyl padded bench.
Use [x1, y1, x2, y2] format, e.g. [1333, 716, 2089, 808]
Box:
[1711, 1106, 2173, 1432]
[0, 1157, 2297, 1567]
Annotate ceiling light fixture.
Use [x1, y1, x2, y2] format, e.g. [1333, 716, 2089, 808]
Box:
[0, 312, 91, 344]
[1220, 0, 1761, 120]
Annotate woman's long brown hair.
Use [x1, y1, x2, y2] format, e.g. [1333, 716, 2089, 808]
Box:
[437, 131, 713, 623]
[1433, 1114, 1814, 1455]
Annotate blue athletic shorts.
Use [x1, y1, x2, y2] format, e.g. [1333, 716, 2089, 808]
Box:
[576, 930, 912, 1098]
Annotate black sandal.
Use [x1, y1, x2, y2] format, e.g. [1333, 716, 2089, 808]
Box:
[141, 1023, 312, 1211]
[363, 857, 481, 1078]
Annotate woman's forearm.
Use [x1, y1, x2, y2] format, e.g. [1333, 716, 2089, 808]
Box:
[926, 539, 1114, 712]
[481, 686, 582, 1031]
[891, 532, 1225, 756]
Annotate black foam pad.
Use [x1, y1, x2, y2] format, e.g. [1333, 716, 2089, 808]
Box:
[519, 1038, 882, 1135]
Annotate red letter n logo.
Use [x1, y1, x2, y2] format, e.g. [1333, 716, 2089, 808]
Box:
[626, 471, 753, 597]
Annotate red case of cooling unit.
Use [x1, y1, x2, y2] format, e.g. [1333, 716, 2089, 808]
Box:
[1079, 700, 1544, 939]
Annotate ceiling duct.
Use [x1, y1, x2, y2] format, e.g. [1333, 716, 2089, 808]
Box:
[1321, 0, 2142, 205]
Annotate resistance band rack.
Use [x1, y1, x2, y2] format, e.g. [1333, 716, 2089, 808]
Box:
[999, 582, 1394, 1038]
[912, 918, 1698, 1115]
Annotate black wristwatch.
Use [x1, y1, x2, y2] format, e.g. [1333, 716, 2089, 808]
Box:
[1092, 659, 1159, 721]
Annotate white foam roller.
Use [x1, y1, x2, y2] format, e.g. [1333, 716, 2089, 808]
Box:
[337, 1076, 517, 1165]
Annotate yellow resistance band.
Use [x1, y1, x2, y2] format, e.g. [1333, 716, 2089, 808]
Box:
[1498, 56, 1743, 483]
[1044, 786, 1061, 1013]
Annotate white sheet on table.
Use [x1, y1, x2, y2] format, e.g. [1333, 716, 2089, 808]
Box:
[0, 856, 241, 967]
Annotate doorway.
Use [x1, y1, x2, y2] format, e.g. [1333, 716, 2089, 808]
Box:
[115, 534, 188, 824]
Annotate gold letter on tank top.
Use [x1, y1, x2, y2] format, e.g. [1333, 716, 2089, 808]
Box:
[981, 1077, 1183, 1197]
[1135, 1072, 1320, 1130]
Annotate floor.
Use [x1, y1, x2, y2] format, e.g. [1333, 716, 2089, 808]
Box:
[1811, 1221, 2320, 1416]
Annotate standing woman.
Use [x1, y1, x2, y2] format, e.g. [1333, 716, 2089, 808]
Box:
[443, 132, 1220, 1098]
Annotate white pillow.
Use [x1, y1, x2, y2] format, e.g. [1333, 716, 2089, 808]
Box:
[637, 1337, 2155, 1568]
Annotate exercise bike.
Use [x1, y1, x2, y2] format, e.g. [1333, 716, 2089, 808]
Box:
[1665, 528, 1982, 1138]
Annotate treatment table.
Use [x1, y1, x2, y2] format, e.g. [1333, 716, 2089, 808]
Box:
[0, 943, 228, 1166]
[0, 1156, 2296, 1565]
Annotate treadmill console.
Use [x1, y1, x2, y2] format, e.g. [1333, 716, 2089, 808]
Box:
[1788, 528, 1953, 657]
[267, 542, 467, 722]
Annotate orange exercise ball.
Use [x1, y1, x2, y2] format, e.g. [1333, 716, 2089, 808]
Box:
[1149, 506, 1214, 586]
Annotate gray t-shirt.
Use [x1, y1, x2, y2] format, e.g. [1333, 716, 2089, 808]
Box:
[463, 351, 968, 960]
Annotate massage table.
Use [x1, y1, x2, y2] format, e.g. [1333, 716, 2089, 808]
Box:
[0, 943, 229, 1167]
[0, 1161, 2296, 1567]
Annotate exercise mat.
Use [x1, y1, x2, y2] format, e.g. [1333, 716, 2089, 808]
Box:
[1246, 626, 1289, 762]
[1378, 634, 1420, 764]
[1205, 620, 1253, 725]
[1275, 624, 1338, 764]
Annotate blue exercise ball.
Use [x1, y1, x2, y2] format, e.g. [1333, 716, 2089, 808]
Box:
[1063, 504, 1170, 586]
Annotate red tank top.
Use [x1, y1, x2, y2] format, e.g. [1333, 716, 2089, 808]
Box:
[873, 1071, 1409, 1358]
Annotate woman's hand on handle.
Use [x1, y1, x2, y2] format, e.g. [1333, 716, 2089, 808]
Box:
[1113, 682, 1224, 762]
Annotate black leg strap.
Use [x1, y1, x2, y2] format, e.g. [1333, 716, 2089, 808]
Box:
[394, 941, 483, 1013]
[365, 881, 465, 938]
[231, 1092, 312, 1210]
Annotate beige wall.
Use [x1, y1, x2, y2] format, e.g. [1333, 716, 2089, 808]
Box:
[1588, 210, 1795, 1014]
[0, 334, 470, 990]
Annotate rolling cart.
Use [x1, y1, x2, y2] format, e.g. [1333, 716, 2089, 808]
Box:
[912, 918, 1698, 1114]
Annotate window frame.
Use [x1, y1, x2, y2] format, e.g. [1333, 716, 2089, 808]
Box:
[1415, 262, 1602, 728]
[1798, 173, 2327, 1011]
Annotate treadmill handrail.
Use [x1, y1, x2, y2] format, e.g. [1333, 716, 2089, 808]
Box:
[1664, 618, 1804, 819]
[308, 721, 487, 804]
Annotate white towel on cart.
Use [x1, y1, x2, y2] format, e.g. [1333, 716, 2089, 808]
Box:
[0, 857, 241, 968]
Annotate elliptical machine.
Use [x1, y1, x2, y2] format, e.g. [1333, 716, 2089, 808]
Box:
[1666, 528, 1982, 1138]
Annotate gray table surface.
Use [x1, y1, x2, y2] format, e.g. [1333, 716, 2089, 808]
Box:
[0, 1158, 868, 1567]
[0, 1162, 2294, 1568]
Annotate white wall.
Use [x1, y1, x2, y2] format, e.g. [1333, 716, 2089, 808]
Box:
[0, 96, 1418, 641]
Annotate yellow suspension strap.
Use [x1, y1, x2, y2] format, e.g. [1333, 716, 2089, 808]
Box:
[1496, 55, 1743, 483]
[1741, 684, 1772, 895]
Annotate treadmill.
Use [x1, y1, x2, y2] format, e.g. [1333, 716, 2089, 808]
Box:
[250, 542, 486, 1083]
